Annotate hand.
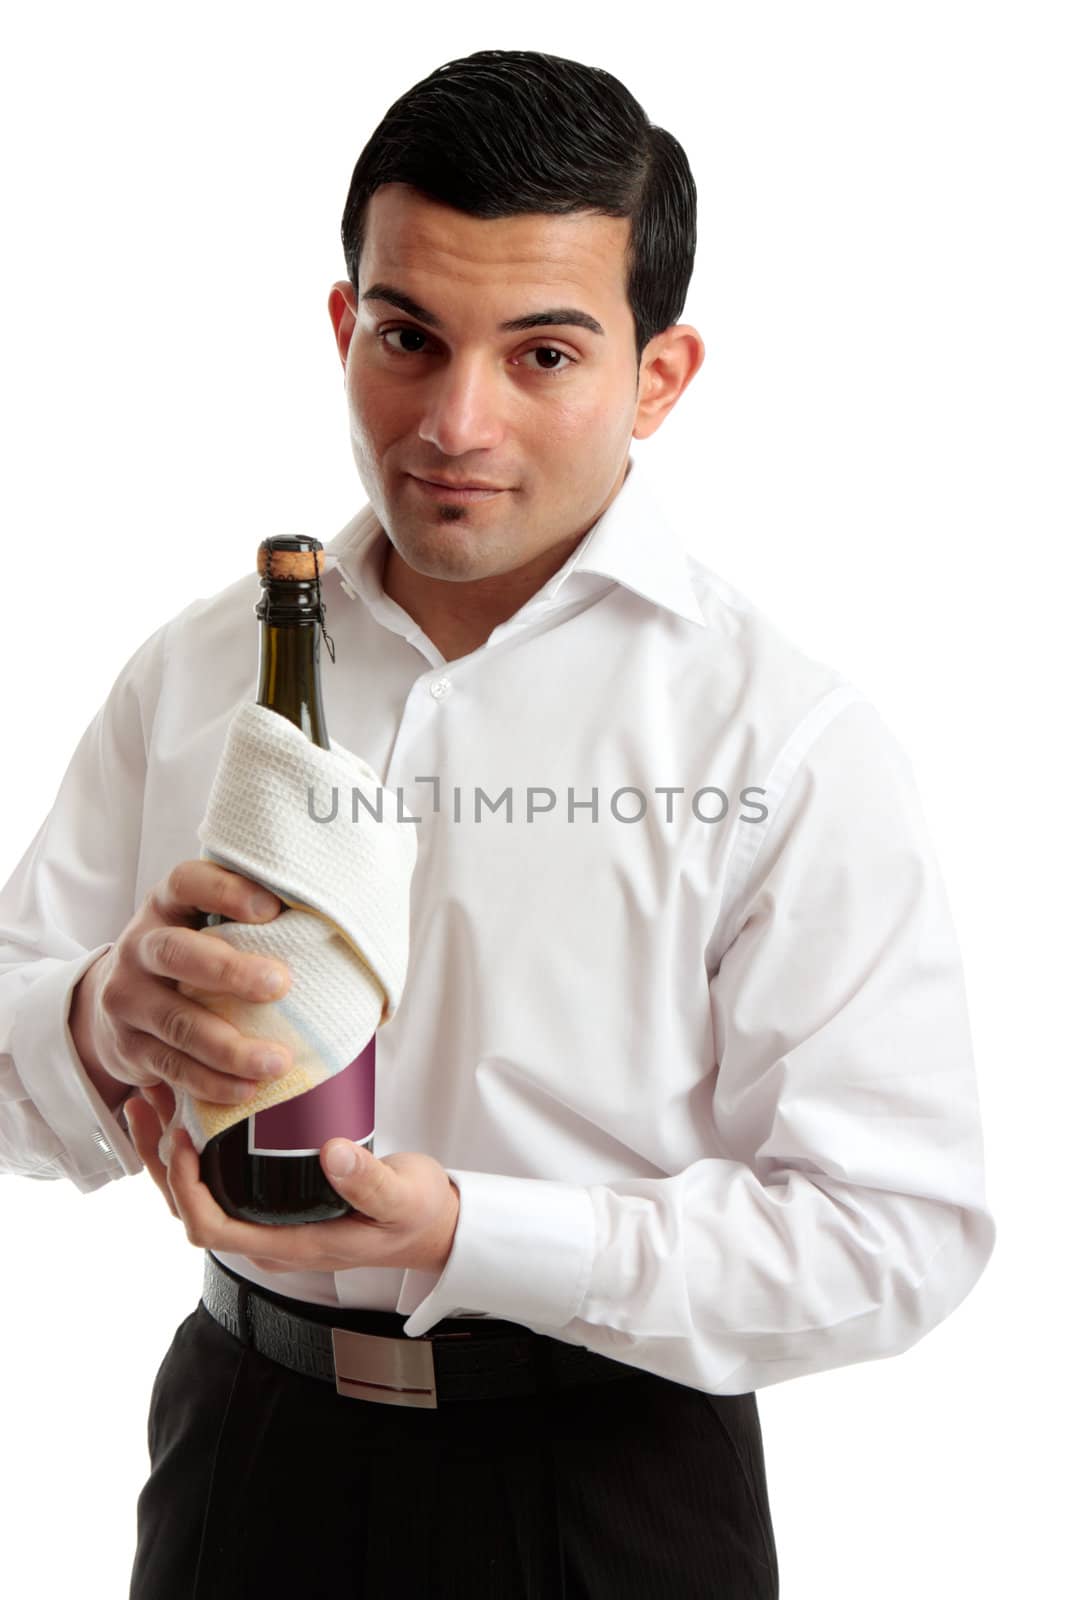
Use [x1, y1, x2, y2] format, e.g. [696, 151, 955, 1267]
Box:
[70, 860, 295, 1109]
[125, 1088, 461, 1276]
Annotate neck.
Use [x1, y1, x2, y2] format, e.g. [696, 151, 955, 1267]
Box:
[382, 536, 579, 662]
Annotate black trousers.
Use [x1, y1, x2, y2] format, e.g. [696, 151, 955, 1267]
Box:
[129, 1298, 779, 1599]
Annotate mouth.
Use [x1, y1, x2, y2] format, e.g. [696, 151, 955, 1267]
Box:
[407, 474, 511, 504]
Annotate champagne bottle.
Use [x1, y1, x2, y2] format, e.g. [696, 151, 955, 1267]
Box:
[199, 535, 373, 1224]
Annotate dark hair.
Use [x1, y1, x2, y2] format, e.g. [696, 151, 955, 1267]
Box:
[340, 49, 697, 368]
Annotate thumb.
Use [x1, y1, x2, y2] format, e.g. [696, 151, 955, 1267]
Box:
[321, 1140, 396, 1219]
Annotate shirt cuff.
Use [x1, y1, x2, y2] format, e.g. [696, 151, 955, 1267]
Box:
[397, 1168, 596, 1337]
[11, 944, 143, 1191]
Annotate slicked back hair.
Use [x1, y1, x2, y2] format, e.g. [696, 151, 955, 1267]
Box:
[341, 50, 698, 370]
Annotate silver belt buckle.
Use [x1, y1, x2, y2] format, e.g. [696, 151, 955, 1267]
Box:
[331, 1325, 439, 1408]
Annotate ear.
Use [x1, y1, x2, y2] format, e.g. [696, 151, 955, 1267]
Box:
[327, 280, 359, 368]
[632, 324, 705, 441]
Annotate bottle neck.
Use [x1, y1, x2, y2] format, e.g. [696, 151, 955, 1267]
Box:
[256, 619, 329, 749]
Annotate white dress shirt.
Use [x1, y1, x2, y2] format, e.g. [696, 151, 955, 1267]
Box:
[0, 452, 995, 1395]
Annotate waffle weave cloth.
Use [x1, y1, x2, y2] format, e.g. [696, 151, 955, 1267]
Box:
[172, 700, 417, 1154]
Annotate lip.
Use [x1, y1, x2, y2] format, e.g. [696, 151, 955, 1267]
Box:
[408, 474, 510, 503]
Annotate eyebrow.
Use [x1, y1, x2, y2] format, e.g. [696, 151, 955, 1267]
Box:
[362, 281, 605, 337]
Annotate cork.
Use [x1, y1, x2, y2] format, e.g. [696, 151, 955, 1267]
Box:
[257, 538, 325, 582]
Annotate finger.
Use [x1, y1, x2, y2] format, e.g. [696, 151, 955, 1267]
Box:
[119, 1028, 266, 1106]
[114, 973, 292, 1089]
[168, 1129, 337, 1265]
[141, 1083, 178, 1163]
[167, 1128, 286, 1255]
[124, 1096, 180, 1218]
[149, 861, 286, 928]
[141, 1081, 177, 1126]
[140, 924, 290, 1003]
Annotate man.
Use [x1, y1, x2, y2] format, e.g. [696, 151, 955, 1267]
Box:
[0, 49, 995, 1599]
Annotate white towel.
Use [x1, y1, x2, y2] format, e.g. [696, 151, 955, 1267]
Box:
[173, 701, 418, 1154]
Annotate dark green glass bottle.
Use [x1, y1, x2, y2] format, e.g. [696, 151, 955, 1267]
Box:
[199, 535, 373, 1224]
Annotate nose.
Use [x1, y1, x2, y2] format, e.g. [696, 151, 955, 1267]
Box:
[417, 353, 506, 458]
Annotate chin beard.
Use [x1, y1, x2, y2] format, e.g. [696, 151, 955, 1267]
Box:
[435, 502, 468, 523]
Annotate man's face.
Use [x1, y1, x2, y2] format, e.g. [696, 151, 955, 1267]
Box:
[327, 183, 658, 592]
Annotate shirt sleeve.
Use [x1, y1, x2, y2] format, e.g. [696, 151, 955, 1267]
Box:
[397, 694, 997, 1393]
[0, 626, 170, 1192]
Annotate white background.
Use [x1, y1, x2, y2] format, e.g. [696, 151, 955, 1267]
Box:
[0, 2, 1062, 1595]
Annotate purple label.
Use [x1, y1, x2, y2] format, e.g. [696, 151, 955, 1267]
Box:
[249, 1036, 375, 1155]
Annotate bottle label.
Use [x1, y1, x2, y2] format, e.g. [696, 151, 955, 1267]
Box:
[248, 1036, 375, 1156]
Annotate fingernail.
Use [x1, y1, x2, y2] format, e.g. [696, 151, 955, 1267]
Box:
[251, 892, 278, 918]
[252, 1051, 287, 1078]
[260, 969, 286, 997]
[324, 1142, 357, 1177]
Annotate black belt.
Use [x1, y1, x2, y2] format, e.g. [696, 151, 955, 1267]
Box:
[201, 1251, 641, 1409]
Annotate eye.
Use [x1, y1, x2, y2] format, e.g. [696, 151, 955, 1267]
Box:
[378, 326, 576, 377]
[516, 346, 575, 376]
[380, 327, 432, 355]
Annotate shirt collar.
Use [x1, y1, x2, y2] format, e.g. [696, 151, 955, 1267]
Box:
[324, 452, 706, 631]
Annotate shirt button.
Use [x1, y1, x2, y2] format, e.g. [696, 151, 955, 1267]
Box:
[429, 677, 452, 700]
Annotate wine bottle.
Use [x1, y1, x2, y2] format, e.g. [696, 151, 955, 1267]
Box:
[199, 535, 373, 1224]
